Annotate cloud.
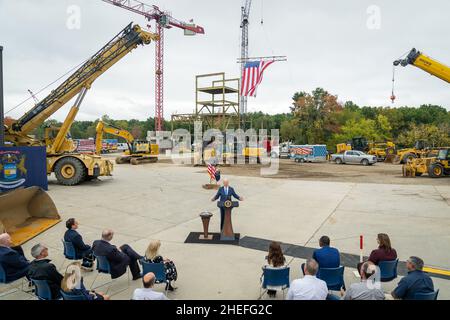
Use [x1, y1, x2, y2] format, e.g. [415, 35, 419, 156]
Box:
[1, 0, 449, 123]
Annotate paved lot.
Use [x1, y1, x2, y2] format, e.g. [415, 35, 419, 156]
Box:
[1, 158, 449, 300]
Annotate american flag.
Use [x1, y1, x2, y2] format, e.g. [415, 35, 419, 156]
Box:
[207, 164, 217, 180]
[295, 147, 313, 155]
[241, 60, 275, 97]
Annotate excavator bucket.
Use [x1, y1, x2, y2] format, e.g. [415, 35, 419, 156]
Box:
[0, 187, 61, 246]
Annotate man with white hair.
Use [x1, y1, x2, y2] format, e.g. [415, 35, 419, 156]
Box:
[343, 261, 385, 300]
[28, 243, 63, 299]
[211, 178, 244, 231]
[0, 233, 30, 282]
[92, 229, 143, 280]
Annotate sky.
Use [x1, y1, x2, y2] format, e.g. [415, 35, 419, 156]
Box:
[0, 0, 449, 123]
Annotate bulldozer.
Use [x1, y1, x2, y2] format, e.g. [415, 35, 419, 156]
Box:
[0, 187, 61, 246]
[402, 148, 450, 178]
[95, 121, 159, 165]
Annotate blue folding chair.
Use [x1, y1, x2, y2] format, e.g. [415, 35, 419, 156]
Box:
[31, 279, 59, 300]
[61, 240, 81, 270]
[0, 263, 31, 296]
[140, 259, 168, 293]
[318, 266, 345, 291]
[60, 290, 88, 301]
[260, 266, 290, 299]
[62, 240, 78, 261]
[91, 254, 129, 295]
[378, 259, 398, 282]
[0, 263, 9, 284]
[413, 289, 439, 300]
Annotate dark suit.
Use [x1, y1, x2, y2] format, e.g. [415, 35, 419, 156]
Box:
[64, 229, 94, 267]
[212, 186, 241, 231]
[28, 259, 63, 299]
[0, 246, 30, 283]
[92, 240, 141, 279]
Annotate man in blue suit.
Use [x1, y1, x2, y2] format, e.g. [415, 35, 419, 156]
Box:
[211, 178, 243, 231]
[0, 233, 30, 283]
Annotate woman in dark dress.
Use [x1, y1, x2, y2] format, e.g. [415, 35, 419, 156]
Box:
[357, 233, 398, 273]
[262, 241, 286, 298]
[143, 240, 178, 291]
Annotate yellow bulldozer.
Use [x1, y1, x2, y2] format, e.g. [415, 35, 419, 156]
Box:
[402, 148, 450, 178]
[0, 187, 61, 246]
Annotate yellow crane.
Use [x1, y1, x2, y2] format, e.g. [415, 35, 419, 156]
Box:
[4, 23, 159, 185]
[95, 120, 159, 165]
[392, 48, 449, 104]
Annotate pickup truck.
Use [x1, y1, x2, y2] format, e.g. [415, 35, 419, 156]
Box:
[331, 150, 377, 166]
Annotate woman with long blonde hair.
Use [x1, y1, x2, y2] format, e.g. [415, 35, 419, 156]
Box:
[143, 240, 178, 291]
[61, 262, 109, 300]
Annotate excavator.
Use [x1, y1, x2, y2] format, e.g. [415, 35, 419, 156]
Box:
[1, 23, 158, 245]
[95, 120, 158, 165]
[4, 23, 158, 185]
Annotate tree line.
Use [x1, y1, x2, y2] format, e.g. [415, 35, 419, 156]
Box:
[32, 87, 449, 150]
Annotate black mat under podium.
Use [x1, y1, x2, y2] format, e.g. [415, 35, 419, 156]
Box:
[184, 232, 240, 246]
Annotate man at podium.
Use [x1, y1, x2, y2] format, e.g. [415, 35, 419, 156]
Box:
[211, 178, 243, 231]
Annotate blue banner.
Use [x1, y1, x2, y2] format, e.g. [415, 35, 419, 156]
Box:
[0, 147, 48, 192]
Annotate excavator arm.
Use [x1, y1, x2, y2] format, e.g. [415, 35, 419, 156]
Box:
[95, 120, 135, 155]
[7, 23, 158, 138]
[394, 48, 450, 84]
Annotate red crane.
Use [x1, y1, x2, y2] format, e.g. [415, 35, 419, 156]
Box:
[102, 0, 205, 131]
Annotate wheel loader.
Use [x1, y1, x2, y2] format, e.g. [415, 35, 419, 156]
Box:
[402, 148, 450, 178]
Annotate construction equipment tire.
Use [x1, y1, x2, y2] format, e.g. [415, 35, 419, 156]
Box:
[402, 153, 417, 164]
[54, 157, 86, 186]
[428, 163, 444, 178]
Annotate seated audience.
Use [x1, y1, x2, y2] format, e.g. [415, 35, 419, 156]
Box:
[313, 236, 340, 269]
[92, 229, 142, 280]
[143, 240, 178, 291]
[132, 272, 169, 300]
[28, 243, 63, 299]
[343, 261, 385, 300]
[358, 233, 397, 272]
[64, 218, 95, 269]
[302, 235, 340, 277]
[391, 256, 434, 300]
[286, 259, 328, 300]
[0, 233, 30, 283]
[61, 262, 109, 300]
[262, 241, 286, 298]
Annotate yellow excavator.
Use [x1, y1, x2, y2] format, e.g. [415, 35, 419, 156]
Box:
[4, 23, 158, 185]
[95, 120, 158, 165]
[0, 24, 158, 245]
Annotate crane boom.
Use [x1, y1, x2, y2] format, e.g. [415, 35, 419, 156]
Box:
[10, 23, 158, 135]
[101, 0, 205, 132]
[240, 0, 252, 117]
[394, 48, 450, 84]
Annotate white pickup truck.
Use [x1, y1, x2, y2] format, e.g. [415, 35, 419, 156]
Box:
[331, 150, 377, 166]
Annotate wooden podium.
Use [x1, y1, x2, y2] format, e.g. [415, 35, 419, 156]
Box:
[217, 200, 239, 241]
